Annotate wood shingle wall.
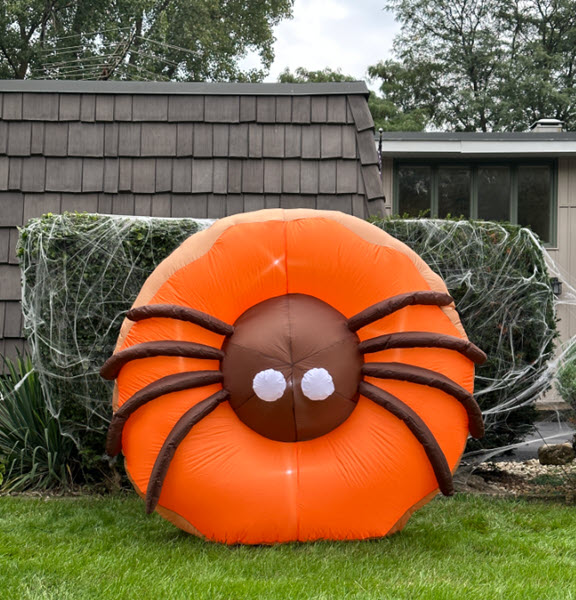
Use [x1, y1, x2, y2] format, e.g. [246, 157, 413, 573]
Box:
[0, 81, 384, 360]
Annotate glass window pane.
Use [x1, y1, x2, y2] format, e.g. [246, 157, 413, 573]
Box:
[477, 167, 511, 222]
[517, 166, 552, 242]
[438, 167, 470, 218]
[398, 166, 431, 217]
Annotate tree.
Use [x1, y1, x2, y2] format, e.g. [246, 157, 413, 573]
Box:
[278, 66, 356, 84]
[0, 0, 293, 81]
[374, 0, 576, 131]
[367, 60, 437, 131]
[498, 0, 576, 130]
[278, 67, 427, 131]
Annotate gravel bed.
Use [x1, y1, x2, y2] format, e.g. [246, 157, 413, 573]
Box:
[455, 458, 576, 500]
[483, 459, 576, 478]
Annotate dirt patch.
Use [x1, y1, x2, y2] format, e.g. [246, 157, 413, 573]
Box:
[455, 459, 576, 503]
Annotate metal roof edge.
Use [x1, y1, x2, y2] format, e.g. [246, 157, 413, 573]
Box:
[378, 138, 576, 157]
[375, 131, 576, 141]
[0, 80, 369, 96]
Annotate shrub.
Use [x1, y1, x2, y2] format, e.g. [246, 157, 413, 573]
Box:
[19, 214, 558, 482]
[18, 213, 201, 483]
[372, 217, 558, 451]
[556, 343, 576, 410]
[0, 355, 76, 491]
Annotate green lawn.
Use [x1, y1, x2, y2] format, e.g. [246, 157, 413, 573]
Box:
[1, 493, 575, 599]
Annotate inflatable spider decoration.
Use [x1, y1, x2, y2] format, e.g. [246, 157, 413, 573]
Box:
[101, 209, 485, 544]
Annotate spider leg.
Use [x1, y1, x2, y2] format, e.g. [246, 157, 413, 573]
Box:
[363, 362, 484, 439]
[359, 332, 487, 364]
[347, 291, 454, 332]
[106, 370, 223, 456]
[359, 381, 454, 496]
[127, 304, 234, 336]
[145, 388, 230, 514]
[100, 341, 224, 380]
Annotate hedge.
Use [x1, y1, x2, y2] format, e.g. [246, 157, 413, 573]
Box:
[18, 213, 557, 482]
[371, 217, 558, 452]
[18, 213, 202, 481]
[556, 341, 576, 412]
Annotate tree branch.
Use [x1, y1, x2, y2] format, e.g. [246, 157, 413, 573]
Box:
[0, 42, 19, 76]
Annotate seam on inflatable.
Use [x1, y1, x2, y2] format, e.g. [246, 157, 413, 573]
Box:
[299, 336, 356, 364]
[282, 221, 298, 442]
[286, 295, 298, 442]
[234, 392, 258, 411]
[225, 340, 287, 364]
[283, 215, 289, 297]
[333, 389, 358, 405]
[285, 216, 301, 540]
[295, 442, 301, 541]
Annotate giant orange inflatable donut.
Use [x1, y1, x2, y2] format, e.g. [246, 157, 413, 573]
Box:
[101, 209, 485, 544]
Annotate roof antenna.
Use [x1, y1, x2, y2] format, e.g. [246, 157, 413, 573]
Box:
[377, 127, 384, 174]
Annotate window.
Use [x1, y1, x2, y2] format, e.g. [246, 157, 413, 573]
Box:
[477, 167, 510, 222]
[397, 166, 431, 216]
[438, 167, 471, 219]
[395, 161, 556, 244]
[517, 166, 552, 243]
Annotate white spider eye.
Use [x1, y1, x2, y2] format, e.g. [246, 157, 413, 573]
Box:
[301, 368, 335, 401]
[252, 369, 286, 402]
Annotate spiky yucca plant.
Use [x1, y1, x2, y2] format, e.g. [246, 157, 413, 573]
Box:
[0, 355, 75, 491]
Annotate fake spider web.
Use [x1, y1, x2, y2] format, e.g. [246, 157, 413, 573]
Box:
[18, 214, 211, 476]
[375, 218, 574, 461]
[15, 213, 576, 478]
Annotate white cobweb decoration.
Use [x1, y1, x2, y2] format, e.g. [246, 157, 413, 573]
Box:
[15, 213, 575, 480]
[373, 218, 573, 459]
[18, 213, 212, 475]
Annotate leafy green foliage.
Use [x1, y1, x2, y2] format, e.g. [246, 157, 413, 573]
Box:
[18, 213, 201, 483]
[278, 66, 426, 131]
[376, 0, 576, 131]
[0, 0, 293, 81]
[367, 60, 435, 131]
[278, 66, 354, 84]
[372, 217, 558, 451]
[0, 354, 76, 491]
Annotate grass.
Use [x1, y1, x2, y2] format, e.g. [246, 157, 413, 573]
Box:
[529, 473, 569, 487]
[1, 493, 575, 600]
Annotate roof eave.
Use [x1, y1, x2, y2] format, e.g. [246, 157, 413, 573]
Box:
[0, 80, 370, 96]
[379, 139, 576, 157]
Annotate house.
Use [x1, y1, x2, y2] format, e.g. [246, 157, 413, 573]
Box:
[1, 79, 575, 361]
[377, 125, 576, 347]
[0, 80, 385, 360]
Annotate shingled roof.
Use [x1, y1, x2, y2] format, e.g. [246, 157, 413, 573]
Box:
[0, 80, 384, 360]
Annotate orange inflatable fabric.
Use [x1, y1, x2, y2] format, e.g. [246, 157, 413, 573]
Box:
[101, 208, 486, 544]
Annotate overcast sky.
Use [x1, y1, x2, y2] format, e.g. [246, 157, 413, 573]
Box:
[241, 0, 400, 90]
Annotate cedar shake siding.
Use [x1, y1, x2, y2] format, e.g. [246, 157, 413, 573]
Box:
[0, 80, 384, 359]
